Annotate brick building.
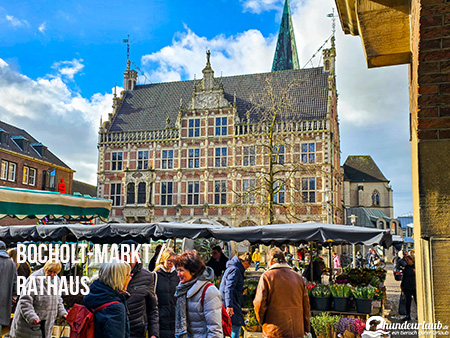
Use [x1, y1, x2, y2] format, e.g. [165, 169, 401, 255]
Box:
[97, 0, 343, 226]
[0, 120, 74, 225]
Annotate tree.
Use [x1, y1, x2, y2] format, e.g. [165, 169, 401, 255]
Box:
[234, 77, 328, 225]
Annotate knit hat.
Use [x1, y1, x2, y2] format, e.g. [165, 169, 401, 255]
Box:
[0, 241, 6, 250]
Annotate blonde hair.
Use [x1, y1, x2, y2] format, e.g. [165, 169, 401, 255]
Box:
[239, 252, 252, 263]
[7, 248, 18, 266]
[99, 261, 131, 291]
[43, 259, 62, 274]
[155, 248, 176, 271]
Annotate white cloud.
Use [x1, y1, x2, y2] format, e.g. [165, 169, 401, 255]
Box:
[240, 0, 281, 14]
[51, 59, 85, 81]
[0, 58, 113, 184]
[38, 22, 46, 34]
[142, 27, 275, 83]
[6, 14, 29, 28]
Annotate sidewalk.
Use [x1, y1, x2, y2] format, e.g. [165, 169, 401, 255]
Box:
[384, 263, 418, 337]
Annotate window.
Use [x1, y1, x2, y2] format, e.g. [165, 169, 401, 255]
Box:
[243, 146, 255, 166]
[138, 151, 149, 170]
[272, 145, 285, 164]
[188, 149, 200, 168]
[1, 161, 17, 182]
[127, 183, 135, 204]
[215, 117, 228, 136]
[188, 118, 201, 138]
[1, 160, 8, 180]
[48, 169, 56, 190]
[302, 178, 316, 203]
[301, 143, 315, 163]
[110, 183, 122, 206]
[138, 182, 146, 204]
[242, 178, 256, 204]
[111, 152, 123, 171]
[273, 181, 285, 204]
[162, 150, 174, 169]
[214, 180, 227, 205]
[22, 166, 36, 186]
[372, 190, 380, 206]
[215, 147, 227, 167]
[161, 182, 173, 206]
[187, 181, 200, 205]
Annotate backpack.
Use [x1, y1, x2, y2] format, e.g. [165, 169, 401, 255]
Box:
[66, 301, 119, 338]
[201, 283, 233, 337]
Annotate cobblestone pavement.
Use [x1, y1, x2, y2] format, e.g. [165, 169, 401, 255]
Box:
[384, 263, 418, 338]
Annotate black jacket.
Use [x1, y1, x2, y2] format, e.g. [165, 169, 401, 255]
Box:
[84, 279, 130, 338]
[126, 263, 160, 338]
[206, 253, 229, 278]
[401, 264, 416, 290]
[155, 268, 179, 338]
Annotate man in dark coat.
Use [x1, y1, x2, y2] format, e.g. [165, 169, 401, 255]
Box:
[121, 240, 159, 338]
[206, 246, 228, 278]
[219, 253, 252, 338]
[0, 241, 17, 334]
[400, 254, 416, 321]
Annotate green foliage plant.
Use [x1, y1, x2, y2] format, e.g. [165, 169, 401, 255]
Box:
[310, 312, 340, 338]
[329, 284, 351, 298]
[311, 284, 331, 298]
[351, 286, 376, 299]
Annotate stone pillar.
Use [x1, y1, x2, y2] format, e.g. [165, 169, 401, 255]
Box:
[410, 0, 450, 324]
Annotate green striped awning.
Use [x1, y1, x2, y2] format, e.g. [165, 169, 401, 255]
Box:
[0, 186, 111, 221]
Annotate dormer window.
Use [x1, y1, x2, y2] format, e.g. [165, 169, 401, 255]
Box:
[0, 129, 9, 146]
[11, 135, 29, 152]
[32, 143, 47, 157]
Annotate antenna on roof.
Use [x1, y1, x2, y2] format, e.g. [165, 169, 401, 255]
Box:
[123, 35, 131, 61]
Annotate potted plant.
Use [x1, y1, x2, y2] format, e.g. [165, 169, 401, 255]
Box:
[336, 317, 366, 338]
[329, 284, 351, 312]
[310, 312, 340, 338]
[351, 286, 376, 314]
[311, 284, 331, 311]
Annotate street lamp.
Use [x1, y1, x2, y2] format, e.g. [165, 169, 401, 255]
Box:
[349, 214, 358, 268]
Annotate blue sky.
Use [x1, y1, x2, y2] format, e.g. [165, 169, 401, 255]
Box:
[0, 0, 412, 217]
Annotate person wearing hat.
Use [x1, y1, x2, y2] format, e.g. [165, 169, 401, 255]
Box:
[0, 241, 17, 334]
[120, 240, 159, 338]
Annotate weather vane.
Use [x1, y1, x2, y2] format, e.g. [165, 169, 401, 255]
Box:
[327, 8, 336, 38]
[123, 35, 131, 61]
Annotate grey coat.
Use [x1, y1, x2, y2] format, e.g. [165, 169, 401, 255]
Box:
[0, 250, 17, 326]
[10, 269, 67, 338]
[185, 279, 222, 338]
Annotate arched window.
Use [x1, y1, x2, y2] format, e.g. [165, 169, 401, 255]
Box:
[127, 183, 135, 204]
[128, 80, 132, 90]
[372, 190, 380, 206]
[138, 182, 146, 204]
[324, 60, 330, 71]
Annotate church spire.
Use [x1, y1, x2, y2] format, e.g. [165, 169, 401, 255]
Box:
[271, 0, 300, 72]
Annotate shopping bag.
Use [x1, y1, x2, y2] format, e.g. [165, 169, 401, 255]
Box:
[398, 292, 407, 315]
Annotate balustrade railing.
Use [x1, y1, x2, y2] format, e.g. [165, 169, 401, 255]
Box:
[99, 129, 179, 144]
[234, 119, 328, 136]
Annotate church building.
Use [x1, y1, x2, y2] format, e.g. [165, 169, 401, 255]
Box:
[97, 0, 343, 226]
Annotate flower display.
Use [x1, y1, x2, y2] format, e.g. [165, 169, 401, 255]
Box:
[336, 317, 366, 336]
[311, 284, 331, 298]
[351, 285, 376, 299]
[329, 284, 352, 298]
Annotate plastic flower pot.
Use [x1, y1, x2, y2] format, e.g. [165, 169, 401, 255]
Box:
[313, 296, 331, 311]
[355, 298, 372, 314]
[332, 296, 349, 312]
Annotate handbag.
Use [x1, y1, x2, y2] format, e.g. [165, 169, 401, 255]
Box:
[398, 291, 407, 315]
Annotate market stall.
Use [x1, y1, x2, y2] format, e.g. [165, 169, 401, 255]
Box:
[0, 186, 111, 221]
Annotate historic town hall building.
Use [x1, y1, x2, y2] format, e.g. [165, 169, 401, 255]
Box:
[97, 0, 343, 226]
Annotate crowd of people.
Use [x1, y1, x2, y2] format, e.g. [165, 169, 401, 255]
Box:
[0, 241, 313, 338]
[0, 239, 417, 337]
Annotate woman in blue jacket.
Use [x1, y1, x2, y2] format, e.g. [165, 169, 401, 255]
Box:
[84, 261, 131, 338]
[219, 253, 252, 338]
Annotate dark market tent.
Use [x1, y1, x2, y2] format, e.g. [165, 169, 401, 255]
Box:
[208, 223, 393, 247]
[0, 222, 392, 247]
[0, 186, 112, 221]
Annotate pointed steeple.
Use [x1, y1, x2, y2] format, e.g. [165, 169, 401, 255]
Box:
[272, 0, 300, 72]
